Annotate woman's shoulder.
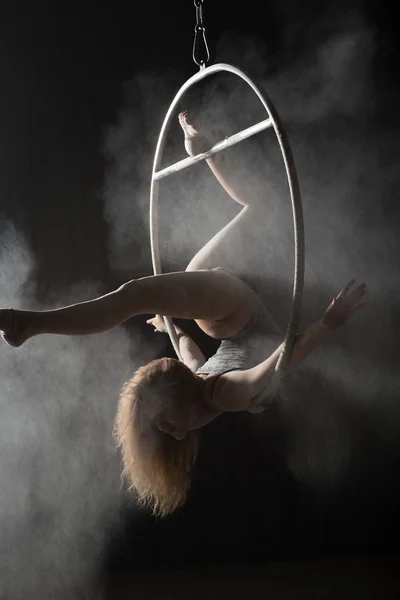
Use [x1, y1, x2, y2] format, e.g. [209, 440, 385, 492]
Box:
[199, 369, 271, 415]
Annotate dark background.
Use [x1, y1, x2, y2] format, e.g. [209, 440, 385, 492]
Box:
[1, 0, 400, 598]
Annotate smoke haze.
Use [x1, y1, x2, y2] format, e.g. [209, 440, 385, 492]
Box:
[102, 11, 399, 490]
[0, 222, 165, 596]
[1, 3, 400, 598]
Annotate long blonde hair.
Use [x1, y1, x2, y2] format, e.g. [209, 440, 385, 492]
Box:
[114, 357, 204, 517]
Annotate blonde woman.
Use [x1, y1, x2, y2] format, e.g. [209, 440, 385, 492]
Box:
[0, 112, 367, 517]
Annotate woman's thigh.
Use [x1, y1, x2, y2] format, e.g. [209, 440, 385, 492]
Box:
[133, 269, 259, 338]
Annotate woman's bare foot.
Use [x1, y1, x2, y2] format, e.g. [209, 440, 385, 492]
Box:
[178, 111, 211, 157]
[0, 309, 30, 347]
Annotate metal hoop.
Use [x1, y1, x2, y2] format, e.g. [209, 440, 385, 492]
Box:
[149, 63, 304, 400]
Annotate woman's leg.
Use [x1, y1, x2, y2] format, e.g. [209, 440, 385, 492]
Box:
[0, 268, 256, 346]
[0, 115, 264, 347]
[180, 112, 265, 335]
[180, 111, 265, 272]
[185, 205, 257, 272]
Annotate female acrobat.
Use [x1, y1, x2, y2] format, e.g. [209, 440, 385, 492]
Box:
[0, 112, 367, 516]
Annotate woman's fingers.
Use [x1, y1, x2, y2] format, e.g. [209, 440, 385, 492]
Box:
[348, 283, 367, 304]
[344, 287, 367, 317]
[337, 278, 356, 299]
[146, 315, 167, 333]
[337, 280, 367, 303]
[324, 280, 368, 329]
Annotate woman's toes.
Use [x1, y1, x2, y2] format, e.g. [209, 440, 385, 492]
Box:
[0, 309, 27, 348]
[0, 309, 15, 334]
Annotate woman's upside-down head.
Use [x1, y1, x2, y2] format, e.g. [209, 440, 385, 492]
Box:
[114, 357, 206, 517]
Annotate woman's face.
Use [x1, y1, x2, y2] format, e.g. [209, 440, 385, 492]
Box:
[146, 391, 195, 440]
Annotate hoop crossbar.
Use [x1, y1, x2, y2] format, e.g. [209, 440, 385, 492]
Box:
[153, 118, 273, 182]
[149, 63, 304, 403]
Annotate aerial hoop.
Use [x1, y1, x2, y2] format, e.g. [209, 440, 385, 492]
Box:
[149, 63, 304, 402]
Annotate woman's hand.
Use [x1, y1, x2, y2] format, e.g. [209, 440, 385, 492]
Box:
[146, 314, 168, 333]
[322, 279, 367, 330]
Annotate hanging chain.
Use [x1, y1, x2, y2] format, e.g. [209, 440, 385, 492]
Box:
[192, 0, 210, 68]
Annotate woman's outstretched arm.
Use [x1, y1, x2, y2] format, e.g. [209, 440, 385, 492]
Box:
[212, 279, 368, 412]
